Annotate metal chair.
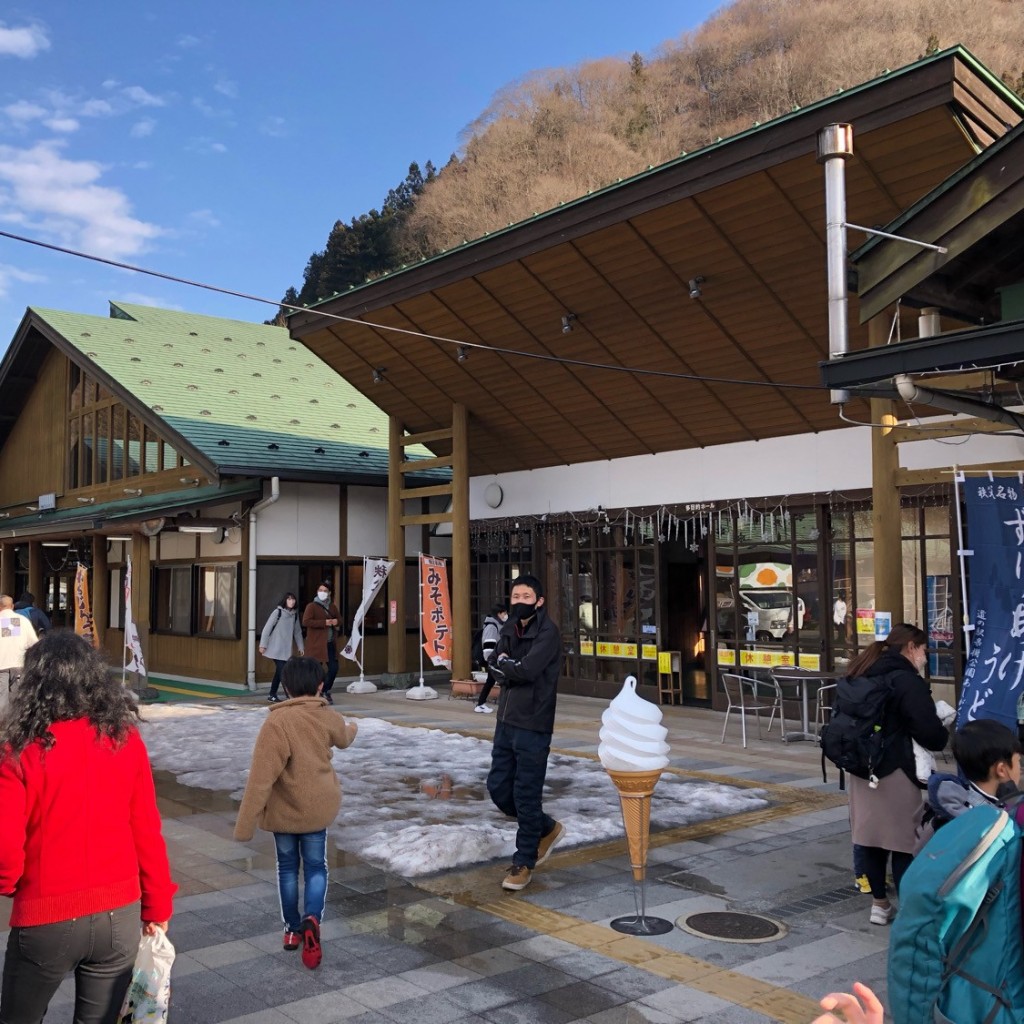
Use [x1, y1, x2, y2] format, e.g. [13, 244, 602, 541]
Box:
[720, 673, 783, 748]
[815, 683, 837, 736]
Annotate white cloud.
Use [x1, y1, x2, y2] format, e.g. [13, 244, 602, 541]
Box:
[121, 85, 164, 108]
[187, 208, 220, 228]
[0, 141, 162, 259]
[210, 142, 227, 153]
[80, 98, 113, 117]
[259, 115, 287, 138]
[44, 117, 79, 133]
[119, 292, 184, 310]
[130, 118, 155, 138]
[176, 34, 200, 49]
[0, 262, 45, 299]
[132, 161, 152, 170]
[0, 23, 50, 59]
[4, 100, 46, 123]
[213, 77, 238, 99]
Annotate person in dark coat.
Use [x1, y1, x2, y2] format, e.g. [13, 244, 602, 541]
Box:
[302, 583, 341, 704]
[14, 592, 50, 635]
[486, 575, 564, 892]
[845, 622, 948, 926]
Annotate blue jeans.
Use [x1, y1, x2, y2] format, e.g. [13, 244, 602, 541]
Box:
[274, 830, 328, 933]
[487, 721, 555, 868]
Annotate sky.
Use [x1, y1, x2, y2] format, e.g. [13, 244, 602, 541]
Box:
[141, 702, 767, 877]
[0, 1, 722, 348]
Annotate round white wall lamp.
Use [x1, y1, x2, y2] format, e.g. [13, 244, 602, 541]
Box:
[484, 482, 504, 509]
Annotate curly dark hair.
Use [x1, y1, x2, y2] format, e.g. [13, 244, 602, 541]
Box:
[0, 630, 140, 755]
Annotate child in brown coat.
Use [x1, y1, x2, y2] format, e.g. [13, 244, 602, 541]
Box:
[234, 656, 357, 969]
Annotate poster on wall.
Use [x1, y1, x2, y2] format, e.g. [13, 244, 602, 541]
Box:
[957, 476, 1024, 731]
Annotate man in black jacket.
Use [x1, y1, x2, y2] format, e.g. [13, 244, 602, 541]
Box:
[487, 575, 564, 891]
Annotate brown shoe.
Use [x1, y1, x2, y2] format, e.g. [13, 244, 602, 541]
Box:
[502, 864, 532, 891]
[535, 821, 564, 866]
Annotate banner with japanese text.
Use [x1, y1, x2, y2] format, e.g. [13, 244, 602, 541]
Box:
[74, 563, 98, 648]
[124, 556, 147, 676]
[958, 476, 1024, 731]
[340, 557, 394, 664]
[420, 554, 452, 669]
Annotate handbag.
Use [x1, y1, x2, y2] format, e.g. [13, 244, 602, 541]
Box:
[118, 928, 175, 1023]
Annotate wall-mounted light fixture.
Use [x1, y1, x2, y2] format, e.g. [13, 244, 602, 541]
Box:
[456, 346, 468, 363]
[123, 487, 143, 497]
[688, 276, 705, 300]
[179, 477, 201, 487]
[41, 540, 69, 548]
[0, 513, 9, 520]
[178, 524, 223, 539]
[76, 496, 96, 504]
[107, 535, 132, 542]
[561, 313, 577, 334]
[372, 367, 386, 385]
[25, 505, 38, 512]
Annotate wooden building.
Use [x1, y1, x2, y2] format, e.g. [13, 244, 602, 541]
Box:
[0, 302, 447, 692]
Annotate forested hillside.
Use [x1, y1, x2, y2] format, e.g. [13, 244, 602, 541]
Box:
[278, 0, 1024, 317]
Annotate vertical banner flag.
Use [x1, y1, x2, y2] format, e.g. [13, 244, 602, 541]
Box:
[74, 563, 98, 648]
[958, 476, 1024, 730]
[420, 554, 452, 669]
[340, 557, 395, 663]
[124, 556, 147, 676]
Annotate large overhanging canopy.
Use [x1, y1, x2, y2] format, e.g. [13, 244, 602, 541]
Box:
[289, 48, 1023, 476]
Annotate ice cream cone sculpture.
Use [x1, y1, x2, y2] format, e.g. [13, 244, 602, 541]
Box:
[599, 676, 671, 883]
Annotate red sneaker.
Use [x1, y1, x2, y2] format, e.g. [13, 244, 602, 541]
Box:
[282, 930, 300, 951]
[300, 915, 321, 969]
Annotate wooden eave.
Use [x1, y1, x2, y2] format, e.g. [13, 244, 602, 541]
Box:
[288, 50, 1024, 476]
[2, 310, 220, 481]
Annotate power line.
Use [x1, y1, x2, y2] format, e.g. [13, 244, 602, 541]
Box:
[0, 227, 824, 392]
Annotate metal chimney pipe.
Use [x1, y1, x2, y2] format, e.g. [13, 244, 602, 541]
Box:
[818, 123, 854, 405]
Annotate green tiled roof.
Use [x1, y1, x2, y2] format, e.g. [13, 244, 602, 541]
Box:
[29, 302, 440, 481]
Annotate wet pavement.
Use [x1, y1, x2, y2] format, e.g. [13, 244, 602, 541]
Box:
[1, 686, 920, 1023]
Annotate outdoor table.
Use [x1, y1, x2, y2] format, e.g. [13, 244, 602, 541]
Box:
[770, 668, 842, 743]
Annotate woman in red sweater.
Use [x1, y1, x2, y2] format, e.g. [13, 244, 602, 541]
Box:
[0, 631, 176, 1024]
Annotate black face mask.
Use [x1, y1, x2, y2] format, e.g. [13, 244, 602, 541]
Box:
[510, 602, 537, 622]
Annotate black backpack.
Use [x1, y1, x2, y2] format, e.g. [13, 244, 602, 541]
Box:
[470, 627, 485, 669]
[820, 673, 895, 790]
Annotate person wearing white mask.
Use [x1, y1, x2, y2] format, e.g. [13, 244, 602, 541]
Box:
[302, 583, 342, 704]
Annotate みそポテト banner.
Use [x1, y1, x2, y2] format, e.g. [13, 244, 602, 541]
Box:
[420, 554, 452, 669]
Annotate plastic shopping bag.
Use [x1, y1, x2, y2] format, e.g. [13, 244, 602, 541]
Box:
[118, 928, 175, 1023]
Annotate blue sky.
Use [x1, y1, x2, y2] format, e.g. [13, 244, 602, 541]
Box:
[0, 2, 722, 343]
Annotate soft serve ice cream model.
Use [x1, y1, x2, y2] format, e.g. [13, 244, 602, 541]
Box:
[599, 675, 671, 884]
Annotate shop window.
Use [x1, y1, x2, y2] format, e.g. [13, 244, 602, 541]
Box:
[197, 565, 239, 638]
[153, 566, 193, 635]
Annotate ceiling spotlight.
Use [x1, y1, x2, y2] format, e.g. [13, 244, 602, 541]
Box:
[372, 367, 386, 385]
[179, 476, 200, 486]
[123, 487, 143, 497]
[456, 346, 468, 363]
[688, 276, 705, 300]
[76, 496, 96, 504]
[561, 313, 577, 334]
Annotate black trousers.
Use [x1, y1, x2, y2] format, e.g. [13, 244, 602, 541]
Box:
[860, 846, 912, 900]
[322, 642, 338, 695]
[0, 902, 140, 1024]
[477, 669, 496, 706]
[268, 659, 287, 698]
[487, 721, 555, 868]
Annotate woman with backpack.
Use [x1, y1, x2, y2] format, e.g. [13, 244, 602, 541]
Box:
[844, 622, 948, 925]
[260, 592, 305, 702]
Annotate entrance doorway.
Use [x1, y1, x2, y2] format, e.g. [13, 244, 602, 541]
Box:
[662, 542, 709, 704]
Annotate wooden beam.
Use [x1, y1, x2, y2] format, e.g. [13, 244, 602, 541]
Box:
[896, 460, 1024, 487]
[92, 534, 108, 648]
[889, 415, 1019, 443]
[399, 483, 452, 500]
[399, 455, 453, 473]
[388, 416, 405, 674]
[403, 427, 452, 447]
[400, 512, 453, 527]
[451, 403, 470, 681]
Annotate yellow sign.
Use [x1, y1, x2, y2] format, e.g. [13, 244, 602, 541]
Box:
[716, 648, 737, 666]
[658, 651, 672, 673]
[596, 641, 638, 658]
[642, 644, 658, 662]
[856, 609, 875, 635]
[717, 649, 824, 671]
[580, 640, 594, 656]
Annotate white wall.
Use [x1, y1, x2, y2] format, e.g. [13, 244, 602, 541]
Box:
[470, 423, 1024, 518]
[257, 481, 341, 556]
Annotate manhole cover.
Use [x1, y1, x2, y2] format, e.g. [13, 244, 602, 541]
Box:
[677, 911, 787, 943]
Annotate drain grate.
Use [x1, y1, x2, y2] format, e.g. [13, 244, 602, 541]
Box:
[771, 885, 864, 919]
[678, 911, 786, 943]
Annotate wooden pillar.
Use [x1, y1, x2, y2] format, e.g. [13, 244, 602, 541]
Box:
[27, 541, 42, 605]
[130, 532, 152, 669]
[91, 534, 108, 648]
[451, 403, 470, 682]
[0, 542, 14, 598]
[869, 313, 903, 621]
[387, 415, 405, 674]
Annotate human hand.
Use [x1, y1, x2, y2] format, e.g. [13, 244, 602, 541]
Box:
[143, 921, 169, 935]
[812, 983, 883, 1024]
[258, 646, 266, 655]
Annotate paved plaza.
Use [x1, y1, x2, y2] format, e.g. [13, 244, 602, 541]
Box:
[1, 686, 922, 1024]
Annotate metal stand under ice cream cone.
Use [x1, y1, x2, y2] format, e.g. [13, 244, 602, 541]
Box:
[607, 768, 673, 935]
